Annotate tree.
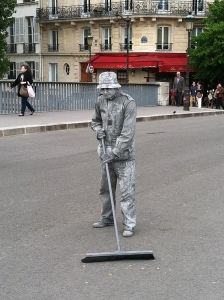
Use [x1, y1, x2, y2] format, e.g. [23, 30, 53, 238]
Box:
[190, 0, 224, 84]
[0, 0, 16, 79]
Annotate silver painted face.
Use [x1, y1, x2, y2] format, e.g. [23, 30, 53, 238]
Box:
[101, 88, 117, 100]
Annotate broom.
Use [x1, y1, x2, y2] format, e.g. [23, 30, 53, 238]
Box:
[81, 139, 154, 263]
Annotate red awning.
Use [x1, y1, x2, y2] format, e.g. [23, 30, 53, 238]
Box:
[89, 53, 162, 69]
[90, 54, 127, 69]
[158, 55, 187, 72]
[131, 56, 161, 68]
[87, 52, 188, 72]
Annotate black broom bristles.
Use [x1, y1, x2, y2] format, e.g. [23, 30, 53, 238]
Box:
[81, 251, 155, 263]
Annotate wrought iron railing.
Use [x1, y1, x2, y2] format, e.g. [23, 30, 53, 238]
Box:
[23, 43, 35, 53]
[48, 44, 59, 52]
[100, 44, 112, 51]
[156, 43, 173, 50]
[6, 44, 17, 53]
[119, 43, 133, 51]
[36, 1, 208, 22]
[79, 44, 89, 52]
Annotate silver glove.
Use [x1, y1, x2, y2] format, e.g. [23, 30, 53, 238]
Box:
[97, 129, 106, 140]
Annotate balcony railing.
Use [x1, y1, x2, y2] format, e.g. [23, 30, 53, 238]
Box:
[48, 44, 59, 52]
[23, 43, 35, 53]
[79, 44, 89, 52]
[6, 44, 17, 53]
[119, 43, 133, 51]
[36, 1, 208, 22]
[156, 43, 173, 50]
[100, 44, 112, 51]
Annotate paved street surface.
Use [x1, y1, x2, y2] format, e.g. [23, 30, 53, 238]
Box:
[1, 106, 224, 138]
[1, 115, 224, 299]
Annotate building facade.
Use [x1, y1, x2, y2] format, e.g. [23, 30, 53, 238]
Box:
[6, 0, 41, 81]
[6, 0, 214, 86]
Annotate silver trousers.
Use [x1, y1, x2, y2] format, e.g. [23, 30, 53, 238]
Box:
[99, 159, 136, 230]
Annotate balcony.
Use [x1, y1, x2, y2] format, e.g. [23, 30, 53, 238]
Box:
[119, 43, 133, 51]
[156, 43, 173, 50]
[79, 44, 89, 52]
[48, 44, 59, 52]
[6, 44, 17, 53]
[36, 1, 208, 22]
[100, 44, 112, 51]
[23, 43, 35, 53]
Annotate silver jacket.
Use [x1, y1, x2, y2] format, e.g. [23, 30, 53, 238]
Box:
[91, 90, 136, 161]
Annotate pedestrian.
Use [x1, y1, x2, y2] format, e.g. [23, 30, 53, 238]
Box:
[196, 82, 203, 108]
[7, 63, 35, 116]
[91, 71, 136, 237]
[173, 71, 185, 107]
[215, 83, 224, 110]
[170, 89, 175, 106]
[206, 90, 213, 107]
[190, 81, 197, 107]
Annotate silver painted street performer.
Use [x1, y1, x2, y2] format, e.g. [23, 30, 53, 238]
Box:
[91, 72, 137, 237]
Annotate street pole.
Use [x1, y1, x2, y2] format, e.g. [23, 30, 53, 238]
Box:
[89, 44, 92, 82]
[87, 35, 93, 82]
[126, 17, 130, 83]
[115, 14, 131, 83]
[183, 30, 190, 111]
[183, 13, 194, 111]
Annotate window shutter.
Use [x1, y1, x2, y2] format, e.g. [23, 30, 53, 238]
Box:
[15, 18, 24, 43]
[14, 19, 20, 43]
[35, 62, 40, 80]
[16, 62, 21, 77]
[34, 18, 39, 43]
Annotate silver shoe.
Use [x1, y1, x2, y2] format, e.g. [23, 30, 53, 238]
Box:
[123, 230, 134, 237]
[93, 220, 114, 228]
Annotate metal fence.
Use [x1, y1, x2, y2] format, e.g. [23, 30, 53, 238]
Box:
[0, 81, 159, 114]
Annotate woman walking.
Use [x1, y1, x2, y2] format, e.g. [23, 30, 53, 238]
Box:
[8, 63, 35, 116]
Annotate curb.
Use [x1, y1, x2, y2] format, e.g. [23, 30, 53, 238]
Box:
[1, 110, 224, 138]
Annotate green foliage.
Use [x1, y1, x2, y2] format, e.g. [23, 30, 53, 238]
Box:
[190, 0, 224, 84]
[0, 0, 16, 79]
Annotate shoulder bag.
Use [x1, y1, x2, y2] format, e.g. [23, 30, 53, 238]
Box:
[20, 85, 29, 97]
[27, 83, 35, 98]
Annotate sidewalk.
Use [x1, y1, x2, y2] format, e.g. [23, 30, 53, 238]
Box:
[1, 106, 224, 137]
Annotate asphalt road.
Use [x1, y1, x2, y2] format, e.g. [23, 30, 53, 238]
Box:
[1, 115, 224, 300]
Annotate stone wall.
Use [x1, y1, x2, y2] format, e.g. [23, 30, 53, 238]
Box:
[158, 82, 170, 106]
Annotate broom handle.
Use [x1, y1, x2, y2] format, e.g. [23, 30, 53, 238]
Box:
[101, 139, 121, 252]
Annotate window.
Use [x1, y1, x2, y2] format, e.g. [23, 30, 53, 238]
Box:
[102, 28, 111, 50]
[117, 70, 127, 84]
[124, 0, 133, 10]
[83, 0, 90, 13]
[124, 27, 132, 50]
[104, 0, 112, 11]
[27, 18, 34, 44]
[192, 0, 204, 14]
[83, 28, 91, 50]
[191, 28, 203, 49]
[49, 64, 58, 82]
[26, 17, 36, 52]
[25, 61, 36, 79]
[158, 0, 169, 11]
[14, 18, 24, 44]
[10, 24, 15, 44]
[27, 17, 39, 44]
[198, 0, 204, 12]
[49, 30, 58, 51]
[192, 27, 203, 37]
[8, 62, 16, 79]
[49, 0, 58, 15]
[8, 24, 16, 53]
[157, 26, 170, 50]
[64, 63, 70, 75]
